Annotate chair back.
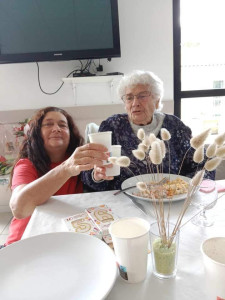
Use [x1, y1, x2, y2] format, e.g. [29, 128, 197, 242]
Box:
[85, 123, 99, 143]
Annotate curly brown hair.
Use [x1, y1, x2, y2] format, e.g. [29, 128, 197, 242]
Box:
[9, 107, 84, 186]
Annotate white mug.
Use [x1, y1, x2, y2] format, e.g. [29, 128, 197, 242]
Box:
[88, 131, 112, 165]
[106, 145, 121, 177]
[201, 237, 225, 299]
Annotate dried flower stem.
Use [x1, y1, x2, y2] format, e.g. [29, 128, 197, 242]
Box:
[124, 163, 139, 178]
[168, 186, 196, 247]
[127, 162, 153, 185]
[150, 180, 175, 245]
[177, 147, 191, 176]
[167, 142, 171, 175]
[144, 154, 152, 174]
[121, 128, 225, 249]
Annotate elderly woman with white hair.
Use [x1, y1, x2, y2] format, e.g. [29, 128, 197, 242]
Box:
[82, 70, 215, 191]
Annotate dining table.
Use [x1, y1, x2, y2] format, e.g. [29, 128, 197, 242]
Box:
[22, 181, 225, 300]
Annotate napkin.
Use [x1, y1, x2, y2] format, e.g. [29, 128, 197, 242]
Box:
[200, 180, 216, 193]
[216, 180, 225, 193]
[200, 180, 225, 193]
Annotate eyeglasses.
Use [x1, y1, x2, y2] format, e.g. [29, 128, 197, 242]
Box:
[121, 91, 151, 103]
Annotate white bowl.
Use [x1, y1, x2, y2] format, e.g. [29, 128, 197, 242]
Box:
[202, 237, 225, 264]
[201, 237, 225, 299]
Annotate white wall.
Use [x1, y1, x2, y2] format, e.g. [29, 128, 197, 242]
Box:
[109, 0, 173, 100]
[0, 0, 174, 136]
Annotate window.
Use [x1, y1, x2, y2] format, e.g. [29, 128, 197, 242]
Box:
[173, 0, 225, 139]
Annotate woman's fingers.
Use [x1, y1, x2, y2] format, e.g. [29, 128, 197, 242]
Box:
[74, 143, 109, 161]
[76, 143, 108, 154]
[74, 157, 104, 169]
[65, 143, 108, 176]
[94, 165, 114, 181]
[66, 143, 115, 177]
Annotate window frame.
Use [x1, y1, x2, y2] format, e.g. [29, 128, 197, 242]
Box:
[173, 0, 225, 118]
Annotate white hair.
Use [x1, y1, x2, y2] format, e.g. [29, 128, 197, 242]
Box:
[117, 70, 164, 111]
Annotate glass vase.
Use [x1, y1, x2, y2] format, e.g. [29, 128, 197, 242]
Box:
[150, 222, 179, 279]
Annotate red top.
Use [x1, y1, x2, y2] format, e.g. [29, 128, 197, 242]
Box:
[5, 158, 83, 245]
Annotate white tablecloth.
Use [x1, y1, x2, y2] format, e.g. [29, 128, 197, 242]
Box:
[22, 190, 225, 300]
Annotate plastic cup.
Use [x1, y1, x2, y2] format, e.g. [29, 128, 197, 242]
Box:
[105, 145, 121, 177]
[88, 131, 112, 165]
[109, 217, 150, 283]
[201, 237, 225, 299]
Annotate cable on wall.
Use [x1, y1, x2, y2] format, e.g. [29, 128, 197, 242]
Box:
[36, 60, 99, 95]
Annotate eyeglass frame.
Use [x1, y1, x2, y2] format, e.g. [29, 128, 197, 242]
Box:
[121, 91, 152, 103]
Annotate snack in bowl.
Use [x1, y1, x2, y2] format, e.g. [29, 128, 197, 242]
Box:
[134, 177, 189, 200]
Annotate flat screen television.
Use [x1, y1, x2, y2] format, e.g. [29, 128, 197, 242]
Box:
[0, 0, 121, 64]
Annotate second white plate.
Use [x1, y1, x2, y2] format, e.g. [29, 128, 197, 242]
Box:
[0, 232, 117, 300]
[121, 173, 191, 202]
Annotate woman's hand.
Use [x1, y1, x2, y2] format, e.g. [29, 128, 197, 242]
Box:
[10, 143, 110, 219]
[93, 164, 114, 181]
[63, 143, 109, 177]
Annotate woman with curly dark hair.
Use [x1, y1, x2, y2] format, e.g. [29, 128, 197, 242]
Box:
[4, 106, 108, 246]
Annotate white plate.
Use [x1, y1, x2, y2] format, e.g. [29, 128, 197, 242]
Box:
[0, 232, 117, 300]
[121, 173, 191, 203]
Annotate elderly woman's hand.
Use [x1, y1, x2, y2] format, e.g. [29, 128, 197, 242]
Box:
[63, 143, 109, 177]
[93, 165, 114, 181]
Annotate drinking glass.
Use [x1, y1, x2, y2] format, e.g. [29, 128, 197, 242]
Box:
[191, 179, 218, 227]
[149, 222, 180, 279]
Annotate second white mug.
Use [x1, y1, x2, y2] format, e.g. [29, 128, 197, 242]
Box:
[106, 145, 121, 177]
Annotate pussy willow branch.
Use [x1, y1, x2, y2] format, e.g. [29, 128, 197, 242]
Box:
[168, 187, 195, 247]
[145, 153, 151, 174]
[126, 162, 141, 177]
[146, 156, 157, 181]
[168, 189, 224, 247]
[159, 159, 171, 233]
[166, 194, 172, 238]
[152, 183, 170, 244]
[168, 183, 200, 247]
[151, 188, 166, 243]
[126, 162, 151, 186]
[177, 147, 191, 176]
[166, 141, 171, 176]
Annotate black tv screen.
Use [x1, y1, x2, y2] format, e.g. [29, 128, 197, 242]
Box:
[0, 0, 121, 64]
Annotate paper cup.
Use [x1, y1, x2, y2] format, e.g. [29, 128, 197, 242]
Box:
[201, 237, 225, 299]
[109, 217, 150, 283]
[88, 131, 112, 165]
[106, 145, 121, 177]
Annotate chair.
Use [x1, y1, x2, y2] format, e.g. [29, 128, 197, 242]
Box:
[84, 122, 99, 143]
[215, 159, 225, 180]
